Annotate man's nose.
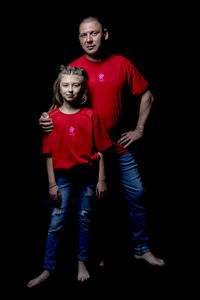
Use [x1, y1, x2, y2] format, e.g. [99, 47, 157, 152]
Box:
[86, 34, 93, 42]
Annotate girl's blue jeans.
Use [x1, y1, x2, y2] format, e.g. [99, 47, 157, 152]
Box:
[43, 170, 96, 271]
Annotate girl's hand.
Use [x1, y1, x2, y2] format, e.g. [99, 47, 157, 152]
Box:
[49, 185, 61, 203]
[96, 180, 107, 199]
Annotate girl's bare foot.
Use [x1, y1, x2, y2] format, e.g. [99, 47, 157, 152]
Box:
[134, 251, 166, 267]
[77, 260, 90, 282]
[27, 270, 51, 288]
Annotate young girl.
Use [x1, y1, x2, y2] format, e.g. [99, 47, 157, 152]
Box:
[27, 66, 112, 287]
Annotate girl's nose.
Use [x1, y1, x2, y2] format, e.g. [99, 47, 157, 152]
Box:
[68, 84, 73, 92]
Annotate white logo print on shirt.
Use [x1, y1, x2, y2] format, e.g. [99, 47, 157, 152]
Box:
[69, 126, 75, 136]
[98, 73, 105, 82]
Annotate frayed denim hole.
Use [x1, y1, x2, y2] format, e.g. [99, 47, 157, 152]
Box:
[79, 209, 91, 225]
[85, 187, 95, 197]
[52, 207, 63, 215]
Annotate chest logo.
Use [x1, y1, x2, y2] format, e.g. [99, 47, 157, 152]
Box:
[69, 126, 75, 136]
[98, 73, 105, 82]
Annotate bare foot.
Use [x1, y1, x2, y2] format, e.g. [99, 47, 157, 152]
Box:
[27, 270, 51, 288]
[77, 260, 90, 282]
[134, 251, 166, 267]
[99, 260, 105, 267]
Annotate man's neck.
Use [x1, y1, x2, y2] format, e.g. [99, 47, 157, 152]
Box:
[85, 54, 103, 62]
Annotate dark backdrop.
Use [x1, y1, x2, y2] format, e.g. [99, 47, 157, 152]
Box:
[4, 2, 192, 297]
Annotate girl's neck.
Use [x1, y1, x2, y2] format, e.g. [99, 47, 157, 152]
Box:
[59, 102, 80, 114]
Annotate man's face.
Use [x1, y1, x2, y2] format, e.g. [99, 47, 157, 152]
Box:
[79, 21, 108, 57]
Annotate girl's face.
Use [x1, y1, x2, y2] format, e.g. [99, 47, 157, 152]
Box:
[59, 74, 83, 104]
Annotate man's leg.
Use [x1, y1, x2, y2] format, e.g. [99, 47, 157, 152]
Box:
[116, 153, 165, 266]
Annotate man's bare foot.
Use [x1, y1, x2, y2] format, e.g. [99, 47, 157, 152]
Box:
[27, 270, 51, 288]
[134, 251, 166, 267]
[77, 260, 90, 282]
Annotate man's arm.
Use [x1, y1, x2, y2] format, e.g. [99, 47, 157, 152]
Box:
[39, 112, 54, 133]
[117, 89, 154, 148]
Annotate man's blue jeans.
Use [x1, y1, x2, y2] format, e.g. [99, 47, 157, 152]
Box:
[111, 152, 150, 255]
[43, 172, 96, 271]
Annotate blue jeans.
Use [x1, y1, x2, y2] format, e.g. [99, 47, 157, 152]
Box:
[110, 152, 150, 255]
[43, 170, 96, 271]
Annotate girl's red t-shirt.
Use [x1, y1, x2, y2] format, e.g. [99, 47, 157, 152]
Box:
[43, 108, 113, 170]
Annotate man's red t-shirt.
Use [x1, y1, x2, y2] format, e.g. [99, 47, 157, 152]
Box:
[69, 55, 149, 154]
[43, 108, 113, 170]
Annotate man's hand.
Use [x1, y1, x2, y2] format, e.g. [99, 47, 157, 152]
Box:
[39, 112, 54, 133]
[117, 128, 144, 148]
[118, 89, 154, 148]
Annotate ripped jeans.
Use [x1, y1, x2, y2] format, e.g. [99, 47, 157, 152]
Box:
[43, 171, 96, 271]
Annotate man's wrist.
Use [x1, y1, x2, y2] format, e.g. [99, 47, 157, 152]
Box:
[136, 126, 144, 133]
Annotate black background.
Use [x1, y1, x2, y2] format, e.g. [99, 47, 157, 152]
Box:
[4, 2, 195, 297]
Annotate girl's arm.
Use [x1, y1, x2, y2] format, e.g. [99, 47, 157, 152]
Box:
[46, 156, 61, 202]
[96, 152, 108, 199]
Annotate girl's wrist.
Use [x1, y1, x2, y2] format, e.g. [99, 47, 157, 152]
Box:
[49, 183, 57, 189]
[98, 178, 106, 182]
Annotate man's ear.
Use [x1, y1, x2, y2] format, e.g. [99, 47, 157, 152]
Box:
[103, 29, 109, 40]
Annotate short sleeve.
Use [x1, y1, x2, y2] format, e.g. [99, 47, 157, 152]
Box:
[125, 58, 149, 96]
[42, 133, 52, 155]
[92, 113, 113, 152]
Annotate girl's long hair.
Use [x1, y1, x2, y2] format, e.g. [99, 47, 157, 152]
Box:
[50, 65, 90, 111]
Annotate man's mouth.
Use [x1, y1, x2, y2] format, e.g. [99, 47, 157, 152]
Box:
[86, 45, 95, 50]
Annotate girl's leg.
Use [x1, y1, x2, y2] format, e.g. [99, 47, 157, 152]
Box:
[27, 176, 73, 288]
[43, 177, 73, 270]
[77, 184, 95, 281]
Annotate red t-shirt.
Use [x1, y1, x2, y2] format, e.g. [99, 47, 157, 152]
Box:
[43, 108, 113, 170]
[69, 55, 149, 154]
